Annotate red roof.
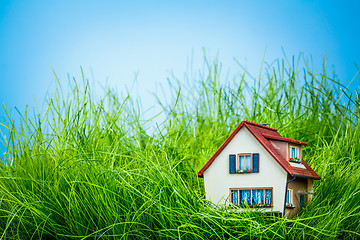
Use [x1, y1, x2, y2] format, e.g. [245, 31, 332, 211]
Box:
[197, 121, 320, 180]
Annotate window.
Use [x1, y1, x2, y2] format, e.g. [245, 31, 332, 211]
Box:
[229, 153, 259, 173]
[299, 194, 305, 210]
[286, 189, 294, 208]
[289, 146, 301, 163]
[289, 146, 299, 158]
[230, 188, 272, 207]
[238, 153, 251, 172]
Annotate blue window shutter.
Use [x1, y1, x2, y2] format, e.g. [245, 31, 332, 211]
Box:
[253, 153, 259, 172]
[229, 154, 236, 173]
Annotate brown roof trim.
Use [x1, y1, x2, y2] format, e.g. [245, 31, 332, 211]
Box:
[262, 134, 308, 145]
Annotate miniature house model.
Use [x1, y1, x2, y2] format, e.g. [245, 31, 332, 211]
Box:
[198, 121, 320, 218]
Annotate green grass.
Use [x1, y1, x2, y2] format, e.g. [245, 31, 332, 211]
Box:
[0, 55, 360, 239]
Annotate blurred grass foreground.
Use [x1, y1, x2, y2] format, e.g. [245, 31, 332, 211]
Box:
[0, 56, 360, 239]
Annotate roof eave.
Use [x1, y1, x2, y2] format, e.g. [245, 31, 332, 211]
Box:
[291, 174, 321, 180]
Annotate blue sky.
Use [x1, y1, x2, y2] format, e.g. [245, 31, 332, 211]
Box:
[0, 1, 359, 140]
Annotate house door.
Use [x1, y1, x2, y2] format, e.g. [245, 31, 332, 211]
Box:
[299, 194, 305, 210]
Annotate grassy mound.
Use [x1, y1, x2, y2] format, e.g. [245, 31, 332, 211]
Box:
[0, 56, 359, 239]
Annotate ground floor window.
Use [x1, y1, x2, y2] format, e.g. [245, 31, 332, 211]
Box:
[286, 189, 294, 208]
[230, 188, 273, 207]
[299, 194, 305, 210]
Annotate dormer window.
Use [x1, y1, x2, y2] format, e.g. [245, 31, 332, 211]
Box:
[289, 145, 301, 163]
[289, 146, 298, 158]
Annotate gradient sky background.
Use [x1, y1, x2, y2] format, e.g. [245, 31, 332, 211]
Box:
[0, 1, 360, 148]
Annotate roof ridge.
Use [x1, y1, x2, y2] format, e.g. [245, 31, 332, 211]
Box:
[243, 120, 278, 131]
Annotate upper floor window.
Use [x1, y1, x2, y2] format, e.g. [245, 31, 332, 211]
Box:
[286, 189, 294, 208]
[289, 145, 301, 163]
[289, 146, 299, 158]
[238, 153, 251, 172]
[229, 153, 259, 173]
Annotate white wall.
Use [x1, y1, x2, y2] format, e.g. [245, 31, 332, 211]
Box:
[203, 127, 288, 213]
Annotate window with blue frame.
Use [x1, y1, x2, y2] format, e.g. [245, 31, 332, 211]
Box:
[289, 146, 299, 158]
[265, 189, 272, 205]
[286, 189, 292, 203]
[230, 188, 273, 207]
[229, 153, 259, 173]
[240, 189, 251, 205]
[289, 145, 302, 163]
[252, 189, 264, 205]
[299, 194, 305, 210]
[286, 189, 294, 208]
